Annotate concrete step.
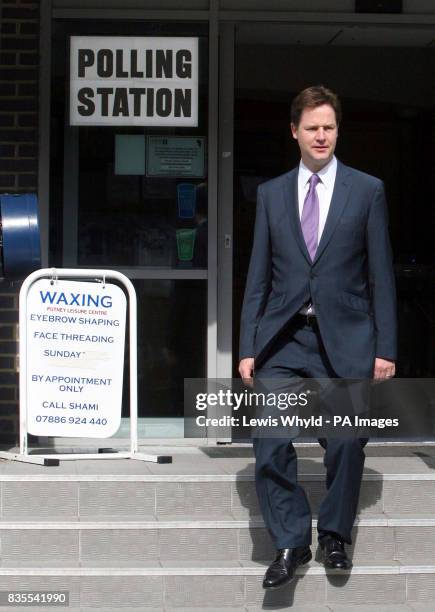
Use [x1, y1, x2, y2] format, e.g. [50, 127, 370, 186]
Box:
[0, 605, 428, 612]
[0, 564, 433, 608]
[246, 606, 434, 612]
[0, 603, 433, 612]
[0, 470, 434, 520]
[0, 446, 433, 607]
[0, 606, 426, 612]
[0, 517, 433, 567]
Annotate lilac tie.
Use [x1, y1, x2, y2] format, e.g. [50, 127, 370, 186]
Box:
[301, 174, 320, 261]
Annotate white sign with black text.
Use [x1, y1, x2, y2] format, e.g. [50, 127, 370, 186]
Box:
[26, 279, 126, 438]
[70, 36, 198, 126]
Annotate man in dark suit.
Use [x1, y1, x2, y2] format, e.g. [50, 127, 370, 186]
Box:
[239, 86, 397, 589]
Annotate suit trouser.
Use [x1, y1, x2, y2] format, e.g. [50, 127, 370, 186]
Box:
[253, 318, 366, 549]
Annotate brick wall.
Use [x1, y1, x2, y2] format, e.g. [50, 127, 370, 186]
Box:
[0, 0, 39, 192]
[0, 0, 40, 441]
[0, 282, 19, 441]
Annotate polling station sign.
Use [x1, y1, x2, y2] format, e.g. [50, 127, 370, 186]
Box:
[25, 279, 126, 438]
[70, 36, 198, 126]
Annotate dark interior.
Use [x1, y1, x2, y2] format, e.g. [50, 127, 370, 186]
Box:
[233, 38, 435, 377]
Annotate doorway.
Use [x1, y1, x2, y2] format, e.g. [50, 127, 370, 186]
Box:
[232, 22, 435, 378]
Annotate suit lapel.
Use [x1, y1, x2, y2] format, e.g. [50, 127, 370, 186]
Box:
[283, 161, 353, 265]
[283, 168, 312, 264]
[313, 161, 353, 264]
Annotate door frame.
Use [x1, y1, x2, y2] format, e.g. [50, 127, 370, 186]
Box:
[38, 5, 435, 444]
[39, 3, 221, 444]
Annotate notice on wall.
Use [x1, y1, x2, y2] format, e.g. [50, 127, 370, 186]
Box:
[147, 136, 205, 177]
[25, 279, 126, 438]
[115, 134, 146, 175]
[70, 36, 198, 126]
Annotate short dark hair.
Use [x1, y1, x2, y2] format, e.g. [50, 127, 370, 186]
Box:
[291, 85, 342, 127]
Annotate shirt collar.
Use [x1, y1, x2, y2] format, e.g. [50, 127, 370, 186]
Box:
[299, 155, 337, 191]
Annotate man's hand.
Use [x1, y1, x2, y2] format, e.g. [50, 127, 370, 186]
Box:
[373, 357, 395, 381]
[239, 357, 255, 387]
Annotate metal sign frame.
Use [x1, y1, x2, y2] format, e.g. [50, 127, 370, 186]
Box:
[0, 268, 172, 466]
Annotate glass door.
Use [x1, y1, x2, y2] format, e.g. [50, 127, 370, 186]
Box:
[50, 19, 210, 440]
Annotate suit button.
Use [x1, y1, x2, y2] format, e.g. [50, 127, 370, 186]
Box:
[310, 272, 316, 279]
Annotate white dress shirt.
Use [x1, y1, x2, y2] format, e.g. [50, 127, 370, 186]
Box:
[297, 155, 337, 315]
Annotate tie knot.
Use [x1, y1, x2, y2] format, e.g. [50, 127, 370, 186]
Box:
[309, 174, 320, 188]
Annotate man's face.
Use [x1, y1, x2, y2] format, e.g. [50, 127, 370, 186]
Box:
[290, 104, 338, 172]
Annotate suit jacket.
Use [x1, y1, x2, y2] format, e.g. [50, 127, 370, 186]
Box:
[239, 160, 397, 378]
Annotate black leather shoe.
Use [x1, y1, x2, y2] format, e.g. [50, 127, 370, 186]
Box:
[320, 534, 351, 569]
[263, 546, 312, 590]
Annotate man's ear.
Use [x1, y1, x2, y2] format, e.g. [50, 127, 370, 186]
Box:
[290, 122, 298, 140]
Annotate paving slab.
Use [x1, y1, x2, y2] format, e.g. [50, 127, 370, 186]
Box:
[408, 605, 435, 612]
[1, 481, 79, 521]
[0, 444, 433, 478]
[326, 572, 406, 605]
[0, 458, 78, 475]
[245, 607, 331, 612]
[159, 560, 242, 568]
[0, 609, 77, 612]
[331, 606, 414, 612]
[165, 608, 246, 612]
[80, 609, 163, 612]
